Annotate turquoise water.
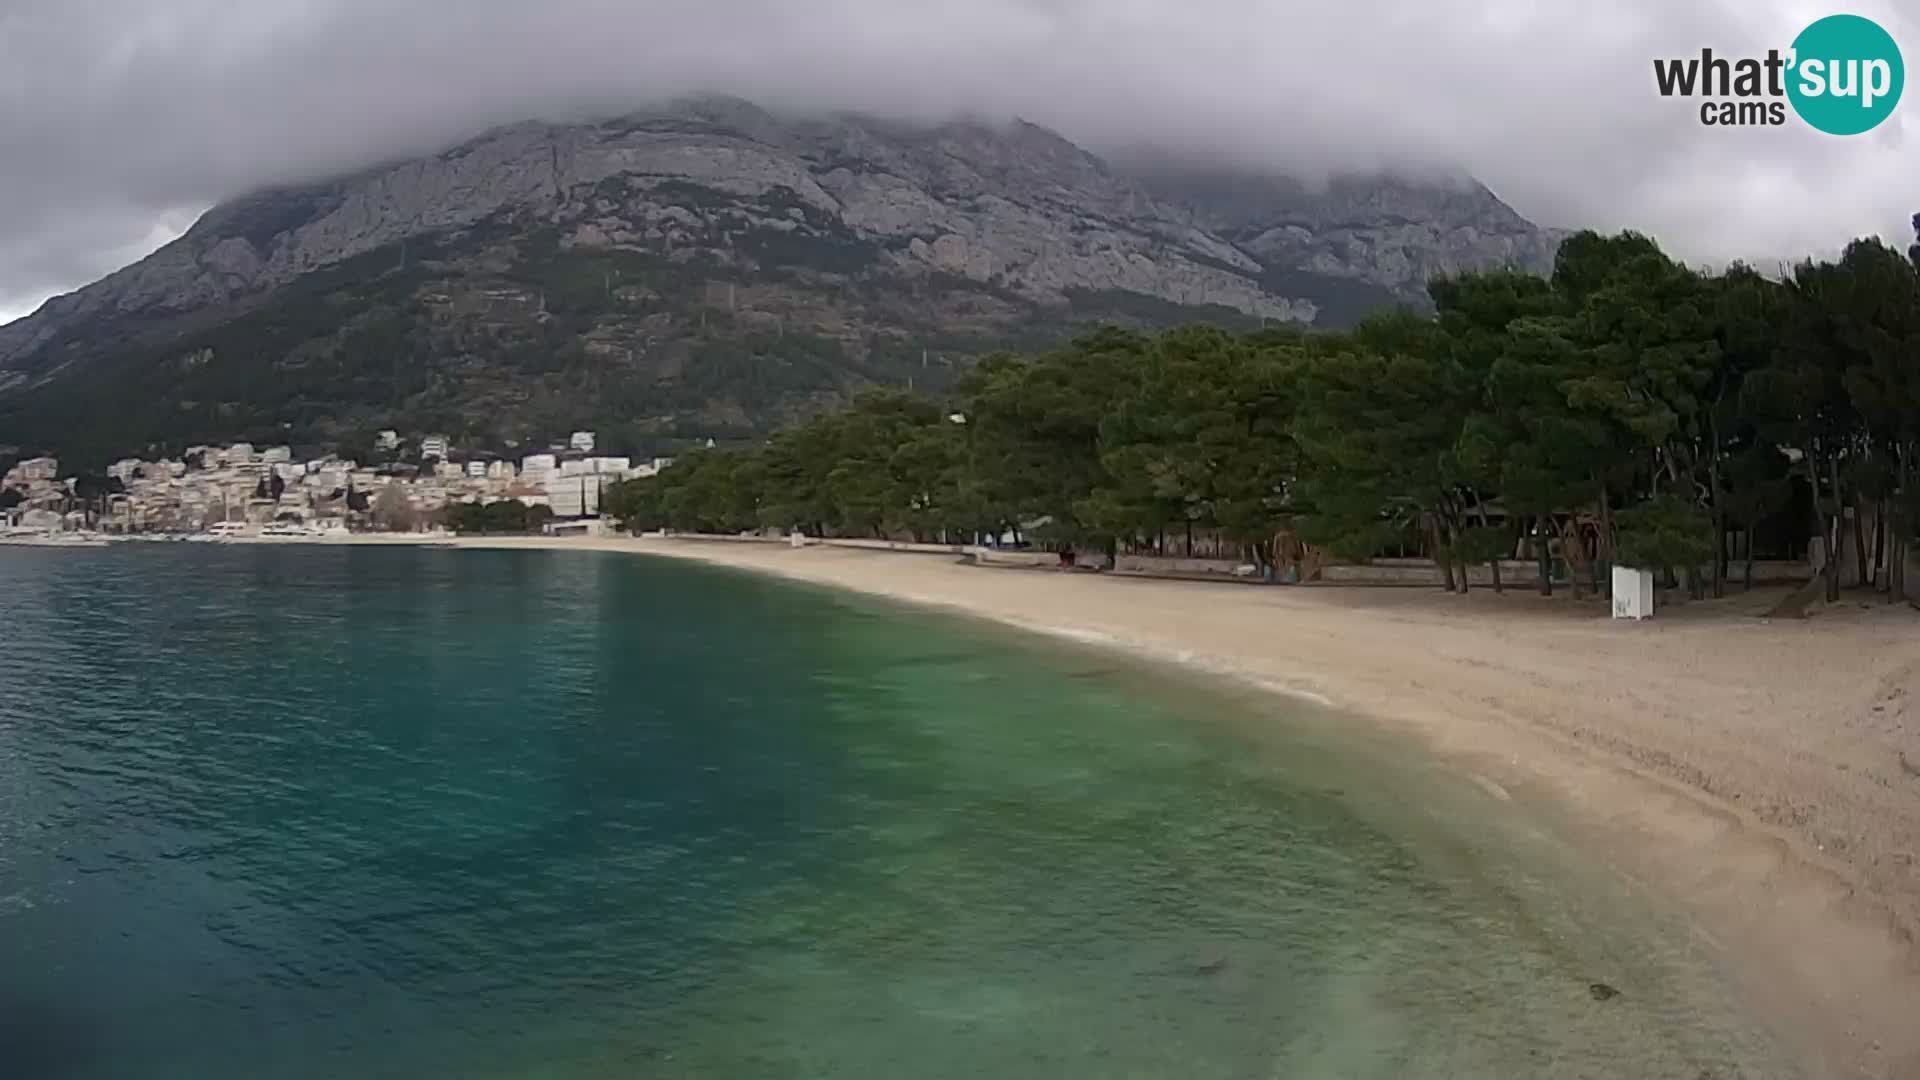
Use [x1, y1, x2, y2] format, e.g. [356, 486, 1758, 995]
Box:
[0, 546, 1791, 1078]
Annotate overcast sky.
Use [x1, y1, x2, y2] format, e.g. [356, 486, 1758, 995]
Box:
[2, 0, 1915, 324]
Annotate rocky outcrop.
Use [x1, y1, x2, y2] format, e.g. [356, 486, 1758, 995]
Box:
[1132, 168, 1560, 295]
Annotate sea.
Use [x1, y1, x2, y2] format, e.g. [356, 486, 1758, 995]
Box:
[0, 544, 1795, 1078]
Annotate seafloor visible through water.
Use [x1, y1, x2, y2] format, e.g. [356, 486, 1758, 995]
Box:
[0, 545, 1793, 1078]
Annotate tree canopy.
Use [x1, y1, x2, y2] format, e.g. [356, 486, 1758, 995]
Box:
[606, 226, 1920, 601]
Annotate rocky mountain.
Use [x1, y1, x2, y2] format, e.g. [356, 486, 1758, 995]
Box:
[0, 97, 1559, 465]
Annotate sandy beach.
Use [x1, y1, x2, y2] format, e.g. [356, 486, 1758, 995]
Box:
[339, 531, 1915, 1079]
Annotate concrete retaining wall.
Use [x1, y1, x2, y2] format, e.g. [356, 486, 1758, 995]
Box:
[810, 537, 971, 555]
[1114, 554, 1248, 576]
[972, 548, 1060, 568]
[1318, 560, 1542, 588]
[655, 530, 787, 545]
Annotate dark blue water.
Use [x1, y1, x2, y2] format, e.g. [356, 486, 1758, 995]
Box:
[0, 545, 1790, 1078]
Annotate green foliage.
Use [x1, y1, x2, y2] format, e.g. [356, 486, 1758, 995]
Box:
[603, 477, 664, 532]
[654, 449, 767, 534]
[1449, 525, 1514, 566]
[1085, 326, 1301, 560]
[610, 224, 1920, 603]
[69, 474, 126, 501]
[446, 499, 554, 534]
[1614, 494, 1715, 570]
[1291, 311, 1471, 555]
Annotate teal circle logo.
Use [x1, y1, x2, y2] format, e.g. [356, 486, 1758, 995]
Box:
[1787, 14, 1904, 135]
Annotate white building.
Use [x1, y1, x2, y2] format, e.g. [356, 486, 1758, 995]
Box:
[569, 430, 596, 453]
[466, 460, 488, 478]
[375, 430, 401, 452]
[224, 443, 257, 465]
[420, 434, 450, 460]
[108, 458, 143, 483]
[5, 456, 60, 487]
[261, 446, 292, 464]
[520, 453, 557, 486]
[579, 456, 632, 475]
[486, 460, 516, 481]
[547, 472, 605, 518]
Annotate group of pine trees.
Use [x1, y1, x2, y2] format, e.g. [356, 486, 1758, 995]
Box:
[605, 226, 1920, 601]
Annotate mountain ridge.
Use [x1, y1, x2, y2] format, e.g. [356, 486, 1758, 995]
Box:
[0, 97, 1561, 462]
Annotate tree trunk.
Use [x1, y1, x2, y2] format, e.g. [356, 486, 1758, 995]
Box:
[1448, 518, 1469, 595]
[1475, 500, 1502, 594]
[1597, 485, 1615, 600]
[1873, 500, 1888, 595]
[1744, 526, 1756, 591]
[1852, 494, 1870, 591]
[1709, 412, 1727, 599]
[1536, 514, 1554, 597]
[1896, 534, 1908, 602]
[1431, 516, 1457, 592]
[1891, 476, 1906, 600]
[1558, 518, 1588, 600]
[1807, 451, 1833, 601]
[1827, 453, 1844, 603]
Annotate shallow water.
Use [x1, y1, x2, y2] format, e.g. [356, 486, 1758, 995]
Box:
[0, 545, 1792, 1078]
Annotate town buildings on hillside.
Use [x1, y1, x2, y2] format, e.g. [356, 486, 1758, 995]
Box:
[1, 433, 678, 533]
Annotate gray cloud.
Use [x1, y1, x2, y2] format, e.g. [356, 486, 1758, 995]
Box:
[3, 0, 1916, 323]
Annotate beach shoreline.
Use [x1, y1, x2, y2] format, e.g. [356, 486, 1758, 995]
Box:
[44, 529, 1920, 1076]
[516, 534, 1920, 1078]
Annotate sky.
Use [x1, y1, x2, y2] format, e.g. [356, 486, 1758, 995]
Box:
[2, 0, 1916, 325]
